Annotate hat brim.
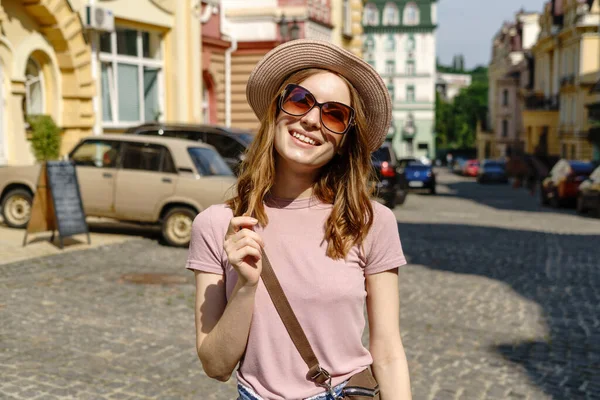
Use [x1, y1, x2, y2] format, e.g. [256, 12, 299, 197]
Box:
[246, 39, 392, 153]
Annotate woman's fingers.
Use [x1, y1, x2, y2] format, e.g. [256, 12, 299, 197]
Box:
[227, 216, 258, 236]
[232, 246, 262, 266]
[231, 229, 265, 248]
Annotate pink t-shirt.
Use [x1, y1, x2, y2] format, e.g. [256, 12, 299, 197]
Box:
[186, 196, 406, 399]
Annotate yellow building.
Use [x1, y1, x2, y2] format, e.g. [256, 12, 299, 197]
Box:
[524, 0, 599, 160]
[331, 0, 363, 57]
[0, 0, 203, 165]
[0, 0, 94, 166]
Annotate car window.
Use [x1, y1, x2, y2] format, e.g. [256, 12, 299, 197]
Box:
[188, 147, 233, 176]
[121, 143, 165, 172]
[71, 141, 121, 168]
[205, 133, 245, 159]
[162, 148, 177, 174]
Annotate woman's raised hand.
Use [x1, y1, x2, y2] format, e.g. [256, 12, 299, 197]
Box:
[224, 216, 264, 287]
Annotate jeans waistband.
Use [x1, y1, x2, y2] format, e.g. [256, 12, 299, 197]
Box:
[237, 380, 348, 400]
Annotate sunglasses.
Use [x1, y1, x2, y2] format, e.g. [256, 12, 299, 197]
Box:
[278, 84, 356, 134]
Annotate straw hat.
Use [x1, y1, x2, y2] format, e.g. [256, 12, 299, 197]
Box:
[246, 39, 392, 153]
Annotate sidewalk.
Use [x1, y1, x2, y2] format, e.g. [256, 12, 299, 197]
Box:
[0, 217, 142, 266]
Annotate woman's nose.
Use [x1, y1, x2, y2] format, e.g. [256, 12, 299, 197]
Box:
[300, 107, 321, 131]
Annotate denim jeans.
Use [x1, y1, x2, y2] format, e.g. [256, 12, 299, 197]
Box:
[237, 380, 348, 400]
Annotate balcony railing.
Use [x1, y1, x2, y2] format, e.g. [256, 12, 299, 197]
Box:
[524, 94, 560, 111]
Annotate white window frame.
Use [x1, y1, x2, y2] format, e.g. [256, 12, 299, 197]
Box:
[386, 60, 395, 75]
[25, 58, 45, 117]
[363, 3, 379, 26]
[406, 60, 415, 75]
[406, 85, 415, 102]
[385, 34, 395, 51]
[99, 27, 165, 129]
[403, 2, 420, 26]
[383, 2, 399, 26]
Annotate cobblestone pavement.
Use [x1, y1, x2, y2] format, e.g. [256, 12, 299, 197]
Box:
[1, 169, 599, 400]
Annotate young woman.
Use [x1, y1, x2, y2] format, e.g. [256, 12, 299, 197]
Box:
[187, 39, 411, 400]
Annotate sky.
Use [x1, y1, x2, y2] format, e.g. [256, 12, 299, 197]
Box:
[436, 0, 548, 70]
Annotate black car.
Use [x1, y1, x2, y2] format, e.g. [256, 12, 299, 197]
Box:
[371, 142, 408, 209]
[577, 165, 600, 217]
[127, 123, 254, 174]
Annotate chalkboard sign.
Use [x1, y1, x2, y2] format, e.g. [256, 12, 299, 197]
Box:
[24, 161, 90, 249]
[45, 161, 90, 245]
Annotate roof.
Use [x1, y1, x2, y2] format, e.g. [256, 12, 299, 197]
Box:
[90, 134, 214, 149]
[125, 122, 254, 136]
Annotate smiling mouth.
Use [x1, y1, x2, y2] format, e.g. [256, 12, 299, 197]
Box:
[289, 130, 322, 146]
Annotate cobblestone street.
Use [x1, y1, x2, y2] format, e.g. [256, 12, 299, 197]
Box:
[1, 169, 599, 400]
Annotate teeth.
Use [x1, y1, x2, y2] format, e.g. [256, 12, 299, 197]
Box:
[292, 131, 317, 145]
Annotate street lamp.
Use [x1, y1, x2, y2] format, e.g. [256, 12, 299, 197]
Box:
[279, 14, 300, 42]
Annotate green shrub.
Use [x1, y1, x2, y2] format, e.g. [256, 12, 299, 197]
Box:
[27, 114, 62, 162]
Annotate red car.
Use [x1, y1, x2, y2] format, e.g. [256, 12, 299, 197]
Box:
[462, 159, 480, 177]
[541, 159, 595, 207]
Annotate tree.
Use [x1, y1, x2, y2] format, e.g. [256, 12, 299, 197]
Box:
[435, 65, 489, 150]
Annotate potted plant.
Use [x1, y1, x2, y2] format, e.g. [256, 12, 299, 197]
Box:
[26, 114, 62, 162]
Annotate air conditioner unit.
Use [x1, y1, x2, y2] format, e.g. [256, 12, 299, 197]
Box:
[85, 5, 115, 32]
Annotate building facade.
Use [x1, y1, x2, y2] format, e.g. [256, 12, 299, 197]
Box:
[484, 11, 540, 160]
[0, 0, 94, 166]
[435, 72, 471, 102]
[217, 0, 363, 131]
[0, 0, 203, 165]
[363, 0, 438, 160]
[523, 0, 599, 161]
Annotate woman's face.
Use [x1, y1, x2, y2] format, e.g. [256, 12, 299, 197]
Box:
[273, 71, 352, 172]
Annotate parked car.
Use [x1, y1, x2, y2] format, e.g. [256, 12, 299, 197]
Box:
[462, 159, 480, 177]
[540, 159, 595, 208]
[452, 157, 467, 175]
[127, 123, 254, 175]
[371, 143, 408, 209]
[398, 158, 436, 194]
[0, 135, 236, 247]
[576, 165, 600, 217]
[477, 160, 508, 184]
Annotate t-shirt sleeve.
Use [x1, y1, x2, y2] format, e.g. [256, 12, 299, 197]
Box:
[364, 203, 407, 275]
[186, 205, 229, 275]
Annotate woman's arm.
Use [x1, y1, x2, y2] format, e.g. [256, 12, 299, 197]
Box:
[366, 268, 412, 400]
[194, 271, 257, 381]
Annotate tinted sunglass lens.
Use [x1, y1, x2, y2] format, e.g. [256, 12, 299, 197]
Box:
[322, 103, 351, 133]
[282, 87, 313, 116]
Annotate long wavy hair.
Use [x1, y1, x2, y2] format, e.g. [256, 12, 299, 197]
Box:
[227, 68, 375, 260]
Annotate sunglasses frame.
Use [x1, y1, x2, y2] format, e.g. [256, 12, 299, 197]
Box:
[278, 84, 356, 134]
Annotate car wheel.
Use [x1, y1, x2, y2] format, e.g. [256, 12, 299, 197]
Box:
[429, 185, 436, 195]
[161, 207, 196, 247]
[576, 196, 586, 214]
[549, 190, 561, 208]
[540, 186, 549, 206]
[1, 188, 33, 229]
[396, 190, 407, 206]
[383, 193, 396, 209]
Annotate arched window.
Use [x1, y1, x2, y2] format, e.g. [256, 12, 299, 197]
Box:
[363, 3, 379, 26]
[403, 2, 420, 26]
[382, 2, 399, 26]
[385, 34, 395, 51]
[24, 58, 44, 116]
